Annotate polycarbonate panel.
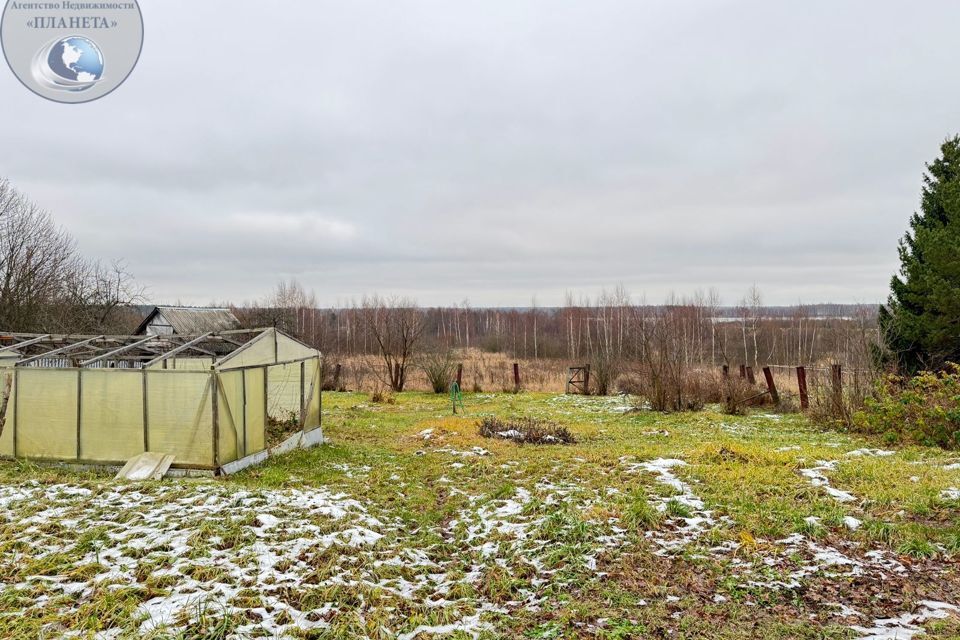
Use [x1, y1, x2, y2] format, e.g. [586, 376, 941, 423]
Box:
[16, 369, 78, 459]
[79, 369, 144, 462]
[170, 357, 214, 371]
[275, 331, 318, 362]
[243, 367, 266, 454]
[0, 370, 15, 456]
[217, 370, 244, 464]
[146, 371, 213, 467]
[217, 331, 276, 369]
[267, 361, 302, 421]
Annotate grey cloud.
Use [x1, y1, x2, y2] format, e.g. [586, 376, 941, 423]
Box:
[1, 0, 957, 306]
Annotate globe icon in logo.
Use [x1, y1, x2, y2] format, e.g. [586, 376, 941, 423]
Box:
[31, 35, 104, 92]
[2, 0, 142, 103]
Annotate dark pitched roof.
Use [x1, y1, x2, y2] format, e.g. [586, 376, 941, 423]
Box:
[134, 306, 241, 335]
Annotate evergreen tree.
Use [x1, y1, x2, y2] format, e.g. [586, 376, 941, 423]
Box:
[881, 135, 960, 373]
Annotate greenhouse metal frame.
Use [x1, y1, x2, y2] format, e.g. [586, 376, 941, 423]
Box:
[0, 328, 322, 473]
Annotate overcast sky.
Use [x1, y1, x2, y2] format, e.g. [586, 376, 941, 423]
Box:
[2, 1, 958, 307]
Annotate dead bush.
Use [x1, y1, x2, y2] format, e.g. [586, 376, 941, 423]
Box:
[615, 372, 644, 396]
[477, 417, 575, 444]
[687, 369, 724, 404]
[805, 365, 877, 426]
[721, 376, 755, 415]
[369, 386, 396, 404]
[621, 367, 719, 412]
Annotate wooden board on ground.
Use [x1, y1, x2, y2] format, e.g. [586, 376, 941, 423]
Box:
[115, 452, 175, 481]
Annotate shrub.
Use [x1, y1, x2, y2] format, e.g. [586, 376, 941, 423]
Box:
[721, 377, 753, 415]
[420, 349, 456, 394]
[477, 417, 575, 444]
[851, 366, 960, 449]
[619, 367, 720, 412]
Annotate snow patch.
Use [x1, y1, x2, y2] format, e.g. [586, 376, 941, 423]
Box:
[853, 600, 960, 640]
[800, 460, 857, 503]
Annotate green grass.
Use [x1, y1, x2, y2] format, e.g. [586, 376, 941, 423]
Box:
[1, 391, 959, 638]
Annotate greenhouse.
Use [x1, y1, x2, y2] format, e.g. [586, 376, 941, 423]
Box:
[0, 328, 322, 474]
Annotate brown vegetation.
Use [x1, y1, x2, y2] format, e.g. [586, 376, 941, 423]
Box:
[477, 416, 575, 444]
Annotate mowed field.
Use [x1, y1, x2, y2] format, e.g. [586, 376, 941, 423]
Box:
[2, 393, 960, 639]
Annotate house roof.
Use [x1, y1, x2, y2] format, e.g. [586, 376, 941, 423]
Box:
[134, 306, 241, 335]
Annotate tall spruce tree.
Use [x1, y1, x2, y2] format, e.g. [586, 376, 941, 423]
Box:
[880, 135, 960, 373]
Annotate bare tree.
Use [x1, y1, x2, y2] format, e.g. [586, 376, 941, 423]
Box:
[0, 178, 142, 333]
[583, 288, 629, 395]
[0, 179, 78, 330]
[359, 295, 425, 392]
[58, 260, 144, 333]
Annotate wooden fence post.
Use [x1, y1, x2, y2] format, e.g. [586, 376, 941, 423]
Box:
[762, 366, 779, 404]
[456, 363, 463, 387]
[513, 362, 521, 393]
[796, 366, 809, 410]
[721, 365, 731, 406]
[333, 363, 342, 391]
[739, 364, 746, 379]
[746, 366, 756, 385]
[583, 364, 591, 395]
[831, 364, 843, 411]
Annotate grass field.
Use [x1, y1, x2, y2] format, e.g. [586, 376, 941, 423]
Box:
[2, 392, 960, 639]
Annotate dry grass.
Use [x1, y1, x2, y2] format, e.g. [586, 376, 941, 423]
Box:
[332, 352, 852, 405]
[335, 349, 572, 393]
